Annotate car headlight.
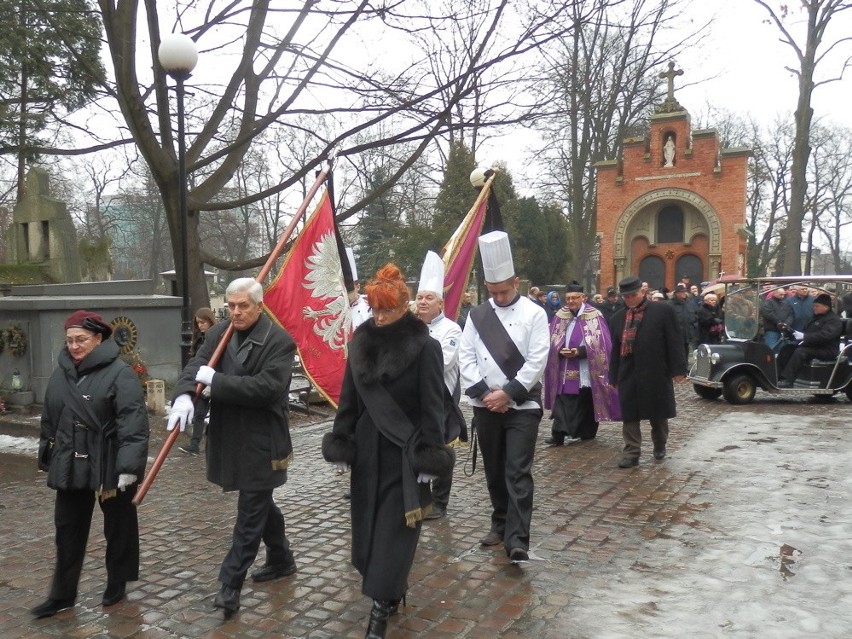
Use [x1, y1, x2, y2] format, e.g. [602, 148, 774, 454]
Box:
[710, 352, 721, 364]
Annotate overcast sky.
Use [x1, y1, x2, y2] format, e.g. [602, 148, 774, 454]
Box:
[483, 0, 851, 183]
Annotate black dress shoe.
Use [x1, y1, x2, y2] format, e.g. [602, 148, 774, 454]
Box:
[251, 557, 297, 582]
[102, 581, 126, 606]
[213, 585, 241, 614]
[31, 597, 75, 618]
[544, 437, 564, 446]
[653, 448, 667, 460]
[479, 530, 503, 546]
[424, 506, 446, 520]
[618, 457, 639, 468]
[509, 547, 529, 562]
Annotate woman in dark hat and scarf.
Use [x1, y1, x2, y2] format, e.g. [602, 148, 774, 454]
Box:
[32, 311, 149, 618]
[322, 264, 453, 639]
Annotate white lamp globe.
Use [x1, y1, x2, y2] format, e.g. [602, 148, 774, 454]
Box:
[470, 167, 489, 188]
[158, 33, 198, 76]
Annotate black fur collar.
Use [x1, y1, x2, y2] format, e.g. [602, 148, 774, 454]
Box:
[350, 312, 429, 385]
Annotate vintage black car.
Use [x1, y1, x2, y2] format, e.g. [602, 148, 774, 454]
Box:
[688, 276, 852, 404]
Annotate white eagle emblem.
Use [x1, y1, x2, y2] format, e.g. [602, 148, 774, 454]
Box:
[301, 231, 350, 351]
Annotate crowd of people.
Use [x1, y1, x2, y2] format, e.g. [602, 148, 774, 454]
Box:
[32, 246, 851, 638]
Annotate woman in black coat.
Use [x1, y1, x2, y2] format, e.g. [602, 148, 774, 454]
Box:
[696, 293, 725, 345]
[33, 311, 149, 618]
[322, 264, 453, 639]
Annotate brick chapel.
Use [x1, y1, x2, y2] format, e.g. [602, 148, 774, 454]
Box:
[595, 63, 752, 292]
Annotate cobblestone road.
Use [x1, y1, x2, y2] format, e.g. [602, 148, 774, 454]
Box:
[1, 386, 850, 638]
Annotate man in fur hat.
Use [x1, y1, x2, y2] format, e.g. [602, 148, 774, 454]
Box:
[543, 282, 620, 446]
[777, 293, 843, 387]
[459, 231, 549, 562]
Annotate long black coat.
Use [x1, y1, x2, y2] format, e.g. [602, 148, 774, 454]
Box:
[39, 339, 149, 494]
[609, 301, 687, 422]
[322, 312, 452, 601]
[172, 313, 295, 492]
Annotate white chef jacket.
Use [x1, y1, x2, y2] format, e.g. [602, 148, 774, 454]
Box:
[459, 295, 550, 411]
[350, 295, 372, 329]
[426, 313, 462, 394]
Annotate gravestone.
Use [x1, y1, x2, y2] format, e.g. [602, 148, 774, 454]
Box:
[8, 168, 81, 283]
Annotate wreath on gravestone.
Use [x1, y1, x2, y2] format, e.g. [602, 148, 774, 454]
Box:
[5, 325, 28, 358]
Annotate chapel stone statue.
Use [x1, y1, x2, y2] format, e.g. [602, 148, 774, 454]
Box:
[663, 134, 676, 167]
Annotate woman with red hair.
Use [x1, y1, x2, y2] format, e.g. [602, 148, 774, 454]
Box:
[323, 264, 452, 639]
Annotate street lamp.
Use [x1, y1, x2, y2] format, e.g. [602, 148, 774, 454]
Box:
[158, 33, 198, 368]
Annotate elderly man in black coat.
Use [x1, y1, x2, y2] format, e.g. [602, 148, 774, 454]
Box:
[169, 278, 297, 616]
[778, 293, 843, 387]
[609, 276, 688, 468]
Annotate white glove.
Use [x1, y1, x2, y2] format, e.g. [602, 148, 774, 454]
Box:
[117, 473, 137, 491]
[167, 394, 195, 432]
[792, 330, 804, 341]
[417, 473, 438, 483]
[201, 385, 211, 399]
[333, 462, 349, 473]
[195, 365, 215, 386]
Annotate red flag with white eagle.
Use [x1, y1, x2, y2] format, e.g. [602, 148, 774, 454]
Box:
[264, 191, 349, 407]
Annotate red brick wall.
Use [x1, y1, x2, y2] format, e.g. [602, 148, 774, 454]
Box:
[596, 110, 749, 291]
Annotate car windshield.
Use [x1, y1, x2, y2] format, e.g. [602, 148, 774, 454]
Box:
[724, 283, 760, 340]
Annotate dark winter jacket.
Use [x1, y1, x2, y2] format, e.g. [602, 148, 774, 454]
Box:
[761, 296, 794, 334]
[696, 302, 725, 345]
[322, 312, 451, 601]
[172, 313, 295, 492]
[799, 309, 843, 359]
[785, 294, 814, 331]
[39, 339, 149, 496]
[668, 297, 696, 345]
[609, 301, 687, 422]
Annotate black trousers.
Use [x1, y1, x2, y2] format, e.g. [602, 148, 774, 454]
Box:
[189, 396, 210, 448]
[49, 487, 140, 600]
[781, 346, 837, 382]
[473, 407, 540, 553]
[430, 447, 456, 511]
[218, 489, 290, 589]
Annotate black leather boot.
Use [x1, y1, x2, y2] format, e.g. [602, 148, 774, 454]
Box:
[364, 599, 394, 639]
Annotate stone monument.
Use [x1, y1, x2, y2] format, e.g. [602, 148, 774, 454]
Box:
[7, 167, 81, 282]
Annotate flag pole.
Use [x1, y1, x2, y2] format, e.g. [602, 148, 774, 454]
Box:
[134, 153, 336, 505]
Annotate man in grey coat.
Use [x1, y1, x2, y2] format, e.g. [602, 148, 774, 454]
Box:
[609, 276, 687, 468]
[169, 278, 297, 616]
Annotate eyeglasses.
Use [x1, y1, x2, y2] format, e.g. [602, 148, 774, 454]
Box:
[565, 295, 585, 301]
[65, 335, 93, 347]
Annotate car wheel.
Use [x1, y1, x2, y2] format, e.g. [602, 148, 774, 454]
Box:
[693, 384, 722, 400]
[723, 373, 757, 405]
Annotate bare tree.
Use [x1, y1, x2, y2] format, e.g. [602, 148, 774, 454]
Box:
[807, 122, 852, 273]
[745, 116, 793, 276]
[530, 0, 699, 288]
[754, 0, 852, 275]
[84, 0, 583, 310]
